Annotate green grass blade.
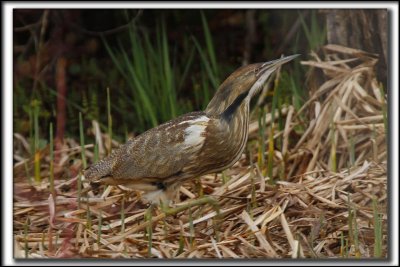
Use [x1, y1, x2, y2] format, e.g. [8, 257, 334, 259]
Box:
[161, 21, 177, 118]
[192, 36, 219, 90]
[200, 11, 219, 82]
[120, 48, 159, 127]
[267, 83, 280, 183]
[373, 198, 383, 258]
[178, 45, 195, 91]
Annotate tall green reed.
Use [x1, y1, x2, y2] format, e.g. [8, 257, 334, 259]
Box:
[103, 11, 221, 135]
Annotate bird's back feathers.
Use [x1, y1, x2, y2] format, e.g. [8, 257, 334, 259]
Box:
[84, 111, 211, 184]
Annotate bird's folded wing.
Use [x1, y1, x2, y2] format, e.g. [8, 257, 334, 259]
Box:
[110, 112, 211, 180]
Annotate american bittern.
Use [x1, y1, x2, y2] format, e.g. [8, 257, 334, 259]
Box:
[84, 55, 299, 204]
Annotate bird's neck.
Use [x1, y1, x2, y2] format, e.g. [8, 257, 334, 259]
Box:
[222, 100, 250, 167]
[220, 91, 249, 122]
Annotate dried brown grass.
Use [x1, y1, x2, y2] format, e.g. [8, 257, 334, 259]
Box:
[13, 44, 387, 259]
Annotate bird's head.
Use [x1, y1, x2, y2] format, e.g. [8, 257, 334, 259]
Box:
[205, 54, 300, 116]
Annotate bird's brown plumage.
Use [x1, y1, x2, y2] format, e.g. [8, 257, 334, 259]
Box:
[84, 55, 299, 203]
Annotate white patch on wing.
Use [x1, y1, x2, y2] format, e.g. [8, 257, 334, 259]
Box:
[178, 116, 210, 125]
[182, 116, 209, 148]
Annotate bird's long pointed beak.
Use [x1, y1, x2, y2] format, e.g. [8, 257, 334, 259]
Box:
[262, 54, 301, 67]
[257, 54, 300, 77]
[249, 54, 300, 97]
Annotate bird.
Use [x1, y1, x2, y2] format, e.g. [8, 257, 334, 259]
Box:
[83, 54, 299, 204]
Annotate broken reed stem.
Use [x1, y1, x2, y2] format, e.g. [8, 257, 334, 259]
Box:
[145, 206, 153, 257]
[257, 107, 266, 173]
[97, 210, 102, 247]
[79, 112, 87, 169]
[49, 122, 54, 196]
[330, 124, 337, 172]
[267, 125, 275, 184]
[24, 217, 29, 258]
[33, 100, 41, 183]
[107, 87, 113, 155]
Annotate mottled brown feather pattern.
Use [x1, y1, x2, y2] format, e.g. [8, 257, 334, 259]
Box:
[85, 111, 206, 181]
[84, 55, 299, 203]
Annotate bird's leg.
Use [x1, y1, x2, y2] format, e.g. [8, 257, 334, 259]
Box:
[159, 195, 221, 220]
[144, 203, 157, 257]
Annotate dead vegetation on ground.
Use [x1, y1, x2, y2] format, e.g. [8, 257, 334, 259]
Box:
[13, 45, 387, 259]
